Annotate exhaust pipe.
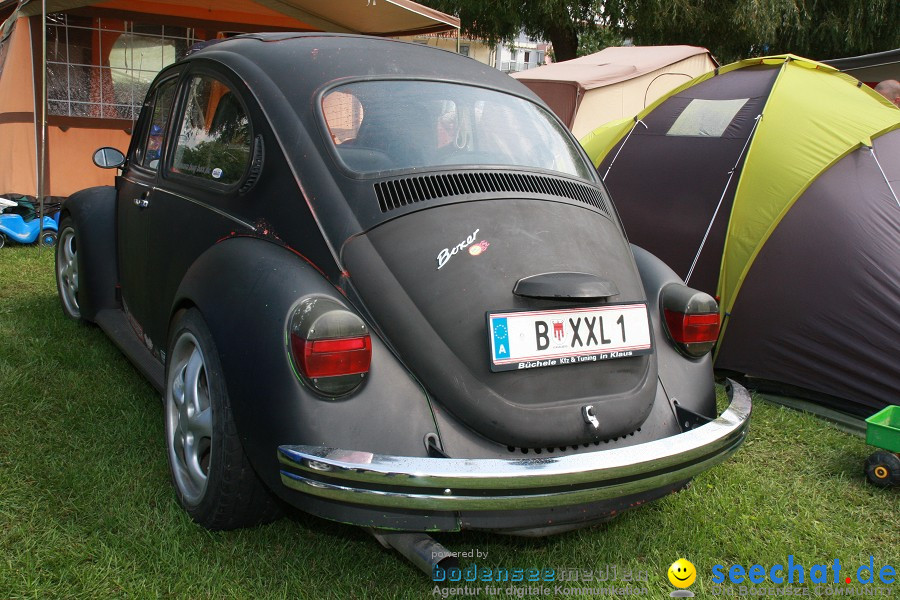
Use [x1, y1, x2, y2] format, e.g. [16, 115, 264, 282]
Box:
[369, 530, 460, 575]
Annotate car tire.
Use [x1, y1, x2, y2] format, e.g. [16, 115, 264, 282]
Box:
[42, 230, 58, 247]
[165, 308, 282, 529]
[55, 217, 82, 321]
[0, 232, 6, 249]
[864, 450, 900, 488]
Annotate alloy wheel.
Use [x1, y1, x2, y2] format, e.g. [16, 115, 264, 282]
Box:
[56, 227, 80, 318]
[166, 332, 213, 506]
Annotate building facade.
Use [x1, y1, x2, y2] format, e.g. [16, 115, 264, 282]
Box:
[400, 30, 548, 73]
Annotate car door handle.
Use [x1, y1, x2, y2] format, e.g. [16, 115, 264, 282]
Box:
[133, 191, 150, 208]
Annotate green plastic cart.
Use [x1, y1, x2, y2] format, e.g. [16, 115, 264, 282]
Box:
[864, 405, 900, 487]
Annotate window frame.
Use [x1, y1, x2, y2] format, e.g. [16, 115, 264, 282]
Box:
[41, 13, 204, 121]
[123, 66, 185, 177]
[129, 75, 181, 174]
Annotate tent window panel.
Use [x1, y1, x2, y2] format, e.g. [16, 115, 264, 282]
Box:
[667, 98, 749, 137]
[44, 14, 204, 120]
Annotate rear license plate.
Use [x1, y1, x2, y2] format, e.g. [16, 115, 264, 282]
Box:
[487, 304, 652, 372]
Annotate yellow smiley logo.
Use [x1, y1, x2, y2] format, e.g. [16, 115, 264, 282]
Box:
[668, 558, 697, 588]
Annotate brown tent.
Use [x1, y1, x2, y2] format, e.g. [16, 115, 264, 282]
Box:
[512, 45, 716, 139]
[0, 0, 458, 202]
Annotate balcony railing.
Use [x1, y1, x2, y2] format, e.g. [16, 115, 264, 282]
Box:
[500, 61, 534, 73]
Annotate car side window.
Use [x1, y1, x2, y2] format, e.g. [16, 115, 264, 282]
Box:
[137, 79, 177, 170]
[171, 75, 251, 185]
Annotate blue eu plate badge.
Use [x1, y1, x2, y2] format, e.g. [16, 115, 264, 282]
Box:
[491, 317, 510, 361]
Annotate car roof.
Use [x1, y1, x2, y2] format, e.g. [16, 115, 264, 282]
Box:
[185, 33, 532, 101]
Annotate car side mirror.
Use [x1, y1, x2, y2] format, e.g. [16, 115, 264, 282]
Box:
[93, 147, 125, 169]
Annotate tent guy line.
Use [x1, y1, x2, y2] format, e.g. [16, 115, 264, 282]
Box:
[686, 113, 762, 286]
[866, 146, 899, 208]
[602, 119, 646, 182]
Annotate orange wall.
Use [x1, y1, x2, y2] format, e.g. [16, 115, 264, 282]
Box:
[0, 17, 37, 197]
[0, 122, 38, 197]
[0, 16, 126, 198]
[0, 17, 35, 114]
[47, 125, 131, 196]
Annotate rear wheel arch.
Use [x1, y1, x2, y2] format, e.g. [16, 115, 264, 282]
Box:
[631, 244, 683, 303]
[167, 238, 351, 489]
[168, 300, 196, 342]
[169, 238, 326, 358]
[631, 244, 717, 417]
[169, 237, 439, 496]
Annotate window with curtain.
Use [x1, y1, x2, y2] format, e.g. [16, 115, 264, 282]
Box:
[45, 14, 205, 120]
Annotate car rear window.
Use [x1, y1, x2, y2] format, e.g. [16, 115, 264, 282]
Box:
[321, 80, 593, 180]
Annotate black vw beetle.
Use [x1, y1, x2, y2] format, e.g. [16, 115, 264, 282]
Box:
[56, 33, 750, 572]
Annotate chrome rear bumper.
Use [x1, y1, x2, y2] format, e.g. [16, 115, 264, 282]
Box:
[278, 380, 751, 512]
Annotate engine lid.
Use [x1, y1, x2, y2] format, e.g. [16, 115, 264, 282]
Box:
[342, 198, 658, 448]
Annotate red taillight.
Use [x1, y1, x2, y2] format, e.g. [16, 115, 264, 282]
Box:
[664, 310, 720, 345]
[292, 335, 372, 378]
[661, 284, 720, 358]
[287, 297, 372, 397]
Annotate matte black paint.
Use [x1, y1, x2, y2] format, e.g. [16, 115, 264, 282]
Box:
[197, 34, 605, 252]
[631, 245, 716, 419]
[342, 198, 657, 448]
[61, 33, 720, 531]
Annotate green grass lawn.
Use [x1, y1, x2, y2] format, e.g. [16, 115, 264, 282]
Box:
[1, 246, 897, 598]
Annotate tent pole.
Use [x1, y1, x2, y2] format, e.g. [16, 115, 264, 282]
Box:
[37, 0, 47, 249]
[685, 114, 762, 285]
[867, 147, 899, 209]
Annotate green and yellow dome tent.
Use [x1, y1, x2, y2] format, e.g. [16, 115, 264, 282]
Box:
[582, 55, 900, 414]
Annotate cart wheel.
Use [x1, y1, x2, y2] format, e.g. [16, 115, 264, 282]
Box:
[864, 451, 900, 487]
[41, 231, 58, 247]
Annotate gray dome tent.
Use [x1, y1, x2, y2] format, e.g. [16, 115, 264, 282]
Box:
[582, 55, 900, 415]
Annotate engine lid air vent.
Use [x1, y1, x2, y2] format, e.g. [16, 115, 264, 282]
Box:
[374, 171, 609, 215]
